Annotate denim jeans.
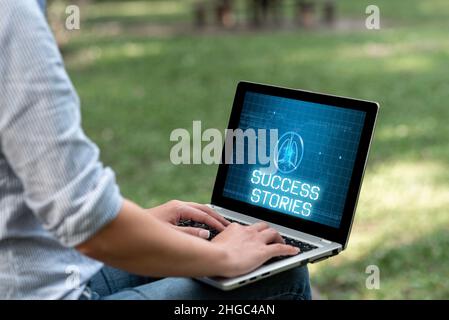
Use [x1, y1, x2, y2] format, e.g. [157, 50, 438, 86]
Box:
[79, 265, 312, 300]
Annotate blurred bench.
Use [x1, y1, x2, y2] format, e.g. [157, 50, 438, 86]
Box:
[193, 0, 337, 29]
[193, 0, 235, 28]
[295, 0, 336, 28]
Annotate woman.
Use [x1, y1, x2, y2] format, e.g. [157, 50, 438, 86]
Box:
[0, 0, 311, 300]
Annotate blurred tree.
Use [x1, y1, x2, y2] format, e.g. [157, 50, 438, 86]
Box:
[249, 0, 282, 27]
[322, 0, 336, 26]
[193, 1, 208, 28]
[215, 0, 235, 28]
[296, 0, 316, 28]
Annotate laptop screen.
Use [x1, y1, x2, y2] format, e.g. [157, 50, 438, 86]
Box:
[222, 91, 367, 229]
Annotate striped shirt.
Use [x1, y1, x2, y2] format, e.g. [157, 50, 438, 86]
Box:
[0, 0, 123, 299]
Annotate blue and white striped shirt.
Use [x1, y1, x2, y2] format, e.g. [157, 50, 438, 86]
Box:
[0, 0, 123, 299]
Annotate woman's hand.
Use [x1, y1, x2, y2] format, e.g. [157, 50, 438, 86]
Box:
[147, 200, 230, 239]
[78, 199, 299, 278]
[211, 222, 300, 277]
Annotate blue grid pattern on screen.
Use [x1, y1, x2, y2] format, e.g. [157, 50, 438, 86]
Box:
[223, 91, 366, 228]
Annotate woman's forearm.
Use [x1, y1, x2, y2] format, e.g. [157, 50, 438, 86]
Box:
[76, 199, 229, 277]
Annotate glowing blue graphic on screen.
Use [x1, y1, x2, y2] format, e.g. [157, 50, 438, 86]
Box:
[275, 131, 304, 174]
[223, 91, 366, 228]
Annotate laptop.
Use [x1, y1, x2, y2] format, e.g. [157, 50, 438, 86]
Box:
[188, 81, 379, 290]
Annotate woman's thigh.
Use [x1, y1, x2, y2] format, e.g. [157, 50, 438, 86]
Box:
[85, 265, 161, 298]
[100, 266, 311, 300]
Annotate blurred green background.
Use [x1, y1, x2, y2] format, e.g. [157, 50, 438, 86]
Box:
[50, 0, 449, 299]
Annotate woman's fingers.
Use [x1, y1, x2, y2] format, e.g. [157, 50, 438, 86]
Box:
[177, 205, 226, 231]
[174, 226, 210, 239]
[259, 228, 285, 244]
[186, 203, 230, 226]
[248, 221, 270, 232]
[265, 243, 300, 259]
[174, 202, 291, 256]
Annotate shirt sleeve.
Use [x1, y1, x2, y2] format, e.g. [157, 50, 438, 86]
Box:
[0, 0, 123, 247]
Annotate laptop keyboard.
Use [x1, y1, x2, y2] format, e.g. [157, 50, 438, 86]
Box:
[177, 218, 318, 265]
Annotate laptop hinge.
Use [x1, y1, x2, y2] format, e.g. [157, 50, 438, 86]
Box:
[310, 247, 340, 263]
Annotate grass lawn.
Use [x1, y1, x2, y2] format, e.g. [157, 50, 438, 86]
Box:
[61, 0, 449, 299]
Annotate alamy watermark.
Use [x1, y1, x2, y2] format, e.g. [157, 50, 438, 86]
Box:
[365, 5, 381, 30]
[62, 4, 379, 31]
[65, 264, 81, 290]
[65, 5, 80, 30]
[365, 264, 380, 290]
[170, 121, 279, 173]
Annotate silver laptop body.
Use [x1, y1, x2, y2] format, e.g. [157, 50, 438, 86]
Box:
[199, 205, 342, 290]
[196, 81, 379, 290]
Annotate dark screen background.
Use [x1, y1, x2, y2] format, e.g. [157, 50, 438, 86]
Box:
[223, 91, 366, 228]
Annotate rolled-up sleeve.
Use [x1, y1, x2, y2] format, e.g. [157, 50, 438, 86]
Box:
[0, 0, 123, 247]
